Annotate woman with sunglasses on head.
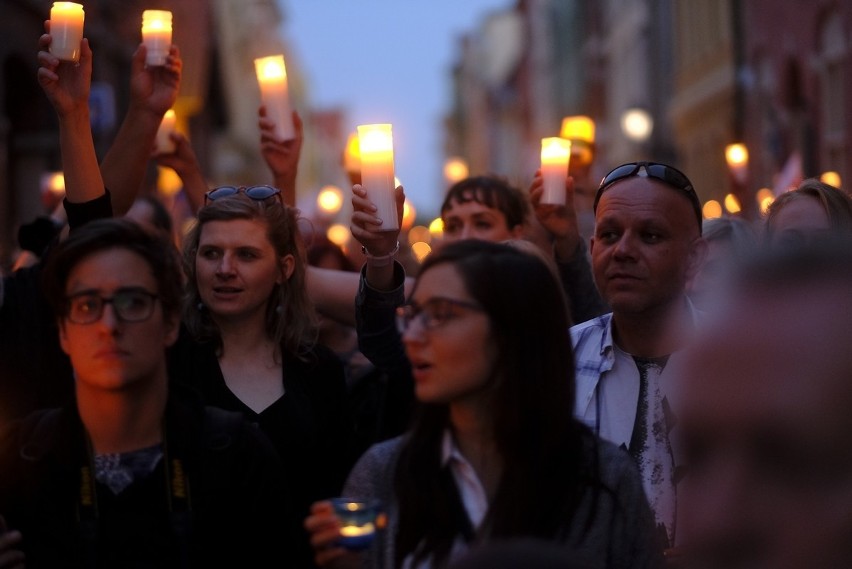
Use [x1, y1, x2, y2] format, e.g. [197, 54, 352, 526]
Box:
[165, 184, 353, 566]
[305, 239, 662, 569]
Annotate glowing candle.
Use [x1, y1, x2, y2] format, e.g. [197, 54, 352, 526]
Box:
[254, 55, 295, 141]
[49, 2, 85, 63]
[357, 124, 398, 231]
[332, 498, 380, 551]
[155, 109, 176, 154]
[540, 137, 572, 205]
[141, 10, 173, 66]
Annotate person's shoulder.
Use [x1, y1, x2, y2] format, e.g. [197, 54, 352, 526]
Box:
[344, 435, 405, 496]
[570, 313, 612, 343]
[570, 313, 612, 334]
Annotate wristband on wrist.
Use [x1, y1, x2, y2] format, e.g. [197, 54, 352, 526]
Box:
[362, 241, 400, 267]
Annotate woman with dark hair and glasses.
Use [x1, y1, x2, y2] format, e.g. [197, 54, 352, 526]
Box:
[166, 185, 354, 566]
[306, 240, 662, 569]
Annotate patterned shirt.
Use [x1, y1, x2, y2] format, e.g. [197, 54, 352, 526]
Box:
[571, 310, 694, 548]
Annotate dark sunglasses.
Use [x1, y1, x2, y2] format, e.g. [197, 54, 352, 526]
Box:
[204, 185, 282, 205]
[594, 162, 702, 231]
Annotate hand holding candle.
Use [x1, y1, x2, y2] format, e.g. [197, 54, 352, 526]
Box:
[540, 137, 572, 205]
[254, 55, 295, 141]
[357, 124, 398, 231]
[49, 2, 85, 63]
[155, 109, 177, 154]
[331, 498, 381, 551]
[141, 10, 173, 67]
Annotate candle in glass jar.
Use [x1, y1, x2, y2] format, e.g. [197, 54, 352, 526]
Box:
[254, 55, 295, 141]
[357, 124, 398, 231]
[141, 10, 173, 66]
[49, 2, 85, 62]
[155, 109, 177, 154]
[540, 137, 572, 205]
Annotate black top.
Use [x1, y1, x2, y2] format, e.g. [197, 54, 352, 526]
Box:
[0, 387, 295, 568]
[167, 331, 354, 566]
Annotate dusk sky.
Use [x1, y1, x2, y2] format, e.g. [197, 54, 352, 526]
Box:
[280, 1, 512, 219]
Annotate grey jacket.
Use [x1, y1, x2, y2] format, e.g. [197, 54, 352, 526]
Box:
[343, 435, 664, 569]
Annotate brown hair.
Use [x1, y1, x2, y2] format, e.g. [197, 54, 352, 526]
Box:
[765, 178, 852, 241]
[182, 194, 317, 360]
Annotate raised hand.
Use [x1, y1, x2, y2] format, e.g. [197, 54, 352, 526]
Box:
[259, 107, 303, 206]
[529, 169, 582, 258]
[36, 24, 92, 118]
[350, 184, 404, 257]
[129, 43, 182, 119]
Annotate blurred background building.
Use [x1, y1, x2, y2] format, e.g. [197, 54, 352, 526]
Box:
[1, 0, 850, 267]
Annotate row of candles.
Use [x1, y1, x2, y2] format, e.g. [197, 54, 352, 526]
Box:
[48, 2, 576, 236]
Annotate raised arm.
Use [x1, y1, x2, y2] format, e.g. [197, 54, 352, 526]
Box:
[153, 130, 208, 214]
[259, 107, 303, 207]
[529, 170, 607, 323]
[100, 43, 182, 215]
[37, 28, 102, 204]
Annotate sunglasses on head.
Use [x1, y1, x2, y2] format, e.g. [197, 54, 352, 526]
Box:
[594, 162, 702, 231]
[204, 185, 282, 205]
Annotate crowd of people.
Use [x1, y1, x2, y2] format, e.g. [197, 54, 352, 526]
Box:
[1, 24, 852, 569]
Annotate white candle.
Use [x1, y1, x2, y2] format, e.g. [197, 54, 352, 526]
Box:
[141, 10, 173, 66]
[540, 137, 572, 205]
[254, 55, 295, 141]
[155, 109, 177, 154]
[49, 2, 85, 63]
[357, 124, 398, 231]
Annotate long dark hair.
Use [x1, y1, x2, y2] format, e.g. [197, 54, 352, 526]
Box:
[393, 240, 595, 567]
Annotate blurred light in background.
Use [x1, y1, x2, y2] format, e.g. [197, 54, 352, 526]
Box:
[42, 172, 65, 196]
[157, 166, 183, 197]
[703, 200, 722, 219]
[724, 193, 741, 214]
[317, 185, 344, 215]
[428, 217, 444, 239]
[443, 157, 469, 185]
[620, 108, 653, 142]
[408, 225, 431, 245]
[326, 223, 350, 248]
[756, 187, 775, 215]
[821, 171, 842, 188]
[411, 241, 432, 262]
[402, 199, 416, 230]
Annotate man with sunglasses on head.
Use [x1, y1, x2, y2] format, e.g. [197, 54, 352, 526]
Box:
[571, 162, 707, 554]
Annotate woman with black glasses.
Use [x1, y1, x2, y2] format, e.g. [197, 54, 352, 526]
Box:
[305, 240, 663, 569]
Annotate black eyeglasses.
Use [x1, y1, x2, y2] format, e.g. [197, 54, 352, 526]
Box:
[395, 297, 484, 334]
[204, 185, 282, 205]
[65, 288, 159, 325]
[594, 162, 702, 230]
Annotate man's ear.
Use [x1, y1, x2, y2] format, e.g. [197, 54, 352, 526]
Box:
[686, 237, 709, 281]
